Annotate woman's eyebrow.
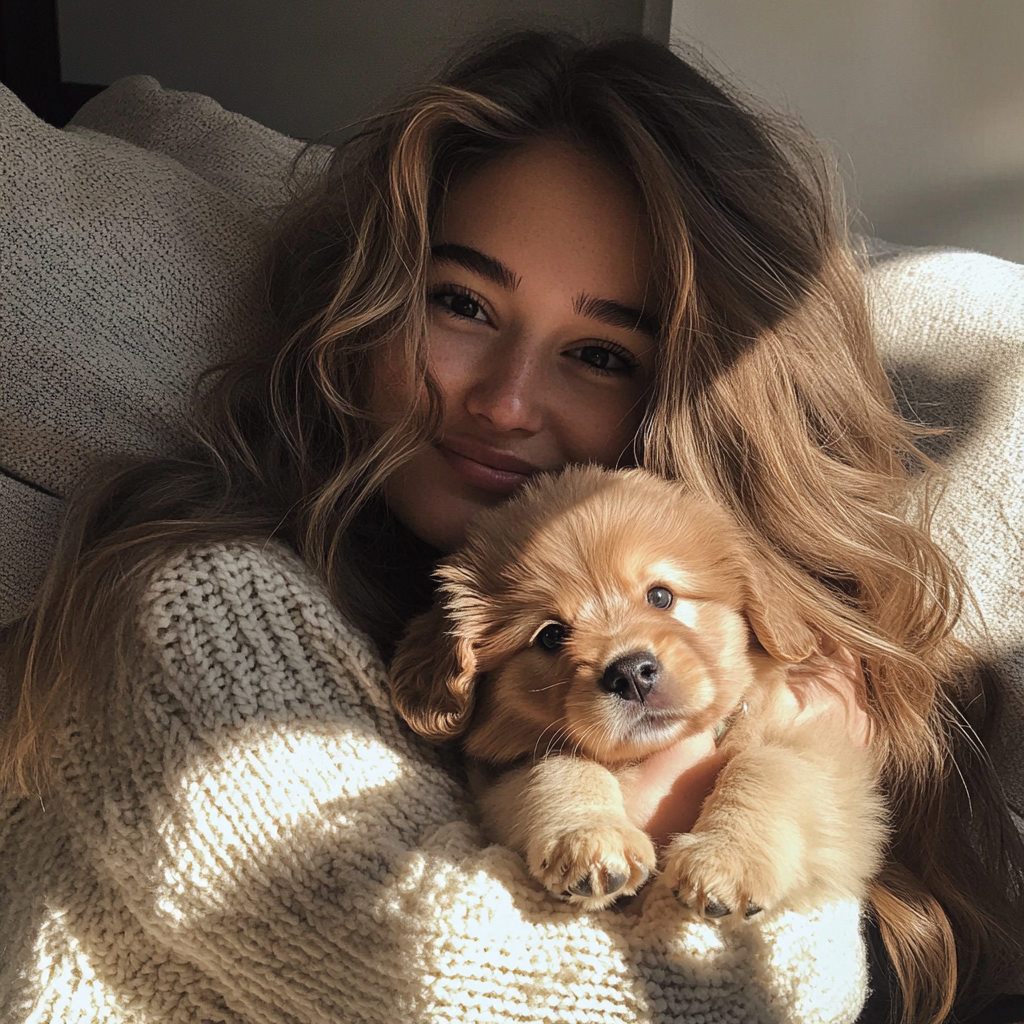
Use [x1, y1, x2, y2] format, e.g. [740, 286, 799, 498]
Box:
[430, 245, 656, 337]
[575, 292, 658, 338]
[431, 243, 521, 291]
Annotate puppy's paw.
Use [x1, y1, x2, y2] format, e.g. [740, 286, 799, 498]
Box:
[529, 823, 657, 910]
[661, 830, 792, 921]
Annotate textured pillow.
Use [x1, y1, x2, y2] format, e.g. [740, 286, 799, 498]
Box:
[864, 243, 1024, 819]
[0, 76, 317, 625]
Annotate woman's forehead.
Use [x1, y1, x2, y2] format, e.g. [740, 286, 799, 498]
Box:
[437, 139, 645, 238]
[432, 139, 654, 312]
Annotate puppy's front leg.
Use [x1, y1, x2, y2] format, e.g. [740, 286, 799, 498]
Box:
[476, 757, 658, 910]
[660, 727, 885, 920]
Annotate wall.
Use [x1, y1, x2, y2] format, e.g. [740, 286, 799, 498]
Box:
[58, 2, 1024, 260]
[58, 0, 643, 141]
[671, 0, 1024, 261]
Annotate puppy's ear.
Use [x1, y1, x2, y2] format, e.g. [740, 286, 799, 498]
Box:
[388, 601, 479, 742]
[741, 559, 818, 663]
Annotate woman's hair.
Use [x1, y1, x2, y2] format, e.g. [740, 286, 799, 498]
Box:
[2, 29, 1022, 1022]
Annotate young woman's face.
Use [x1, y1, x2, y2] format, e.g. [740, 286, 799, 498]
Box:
[373, 139, 656, 552]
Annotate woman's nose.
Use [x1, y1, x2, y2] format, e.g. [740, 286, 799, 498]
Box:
[463, 343, 545, 434]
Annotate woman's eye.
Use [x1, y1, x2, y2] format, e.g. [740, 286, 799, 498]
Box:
[431, 288, 489, 324]
[571, 344, 638, 375]
[535, 622, 569, 651]
[647, 586, 673, 609]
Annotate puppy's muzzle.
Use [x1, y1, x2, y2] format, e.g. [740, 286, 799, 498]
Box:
[600, 651, 659, 702]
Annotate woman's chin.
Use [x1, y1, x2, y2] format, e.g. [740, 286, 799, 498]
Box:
[388, 489, 501, 554]
[382, 453, 495, 553]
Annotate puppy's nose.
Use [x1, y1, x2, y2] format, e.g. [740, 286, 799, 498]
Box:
[600, 651, 659, 702]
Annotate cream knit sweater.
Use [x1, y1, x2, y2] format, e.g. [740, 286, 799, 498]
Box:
[0, 542, 868, 1023]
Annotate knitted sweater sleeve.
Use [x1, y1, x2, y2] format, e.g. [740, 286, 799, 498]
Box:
[49, 543, 868, 1024]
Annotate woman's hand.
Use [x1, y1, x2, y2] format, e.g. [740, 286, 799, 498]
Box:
[782, 640, 873, 749]
[620, 642, 872, 848]
[619, 731, 728, 848]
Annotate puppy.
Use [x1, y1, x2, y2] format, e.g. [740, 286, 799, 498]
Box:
[390, 466, 886, 918]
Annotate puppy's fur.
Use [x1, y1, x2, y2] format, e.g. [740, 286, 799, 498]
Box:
[390, 466, 886, 916]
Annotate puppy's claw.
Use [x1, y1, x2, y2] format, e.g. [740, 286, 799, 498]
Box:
[703, 895, 732, 918]
[675, 892, 761, 920]
[672, 888, 731, 918]
[566, 867, 629, 900]
[604, 869, 628, 894]
[567, 875, 593, 897]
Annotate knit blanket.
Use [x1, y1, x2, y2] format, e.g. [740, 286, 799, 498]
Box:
[0, 542, 868, 1023]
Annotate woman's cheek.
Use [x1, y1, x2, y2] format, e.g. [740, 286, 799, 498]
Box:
[556, 389, 647, 468]
[367, 338, 422, 428]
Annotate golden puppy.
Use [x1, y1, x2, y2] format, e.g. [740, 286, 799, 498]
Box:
[390, 466, 886, 917]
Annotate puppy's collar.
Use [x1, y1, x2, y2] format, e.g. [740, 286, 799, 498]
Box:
[713, 700, 748, 746]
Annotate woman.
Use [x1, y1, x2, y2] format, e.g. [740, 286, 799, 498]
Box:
[2, 30, 1021, 1024]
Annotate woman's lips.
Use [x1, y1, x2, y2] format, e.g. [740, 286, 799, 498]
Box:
[437, 441, 542, 495]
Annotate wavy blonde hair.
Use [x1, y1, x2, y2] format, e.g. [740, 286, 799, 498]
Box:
[3, 30, 1022, 1023]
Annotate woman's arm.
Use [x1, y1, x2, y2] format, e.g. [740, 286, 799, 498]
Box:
[28, 542, 868, 1024]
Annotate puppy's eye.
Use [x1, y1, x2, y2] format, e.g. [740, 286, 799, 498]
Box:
[647, 586, 673, 609]
[535, 623, 569, 651]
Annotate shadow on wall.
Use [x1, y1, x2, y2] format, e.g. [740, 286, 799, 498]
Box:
[56, 0, 646, 141]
